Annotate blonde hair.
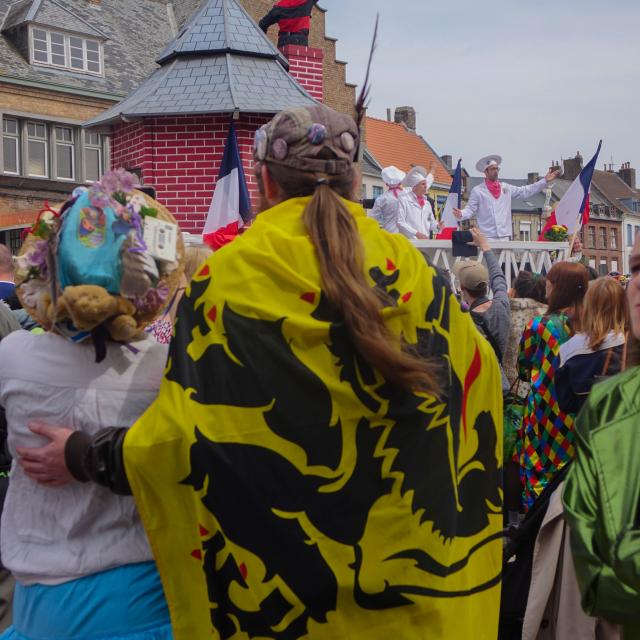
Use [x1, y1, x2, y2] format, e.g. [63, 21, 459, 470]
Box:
[184, 246, 213, 281]
[582, 277, 628, 349]
[264, 162, 439, 395]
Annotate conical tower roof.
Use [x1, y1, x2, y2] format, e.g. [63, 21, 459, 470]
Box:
[85, 0, 316, 127]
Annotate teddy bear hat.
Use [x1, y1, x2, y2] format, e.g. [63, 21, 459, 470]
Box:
[16, 169, 184, 359]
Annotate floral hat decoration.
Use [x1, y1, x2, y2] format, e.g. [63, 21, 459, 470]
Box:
[16, 169, 184, 361]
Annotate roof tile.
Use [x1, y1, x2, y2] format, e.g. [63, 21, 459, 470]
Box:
[365, 116, 452, 187]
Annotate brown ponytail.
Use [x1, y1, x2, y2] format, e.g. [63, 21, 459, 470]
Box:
[265, 162, 439, 395]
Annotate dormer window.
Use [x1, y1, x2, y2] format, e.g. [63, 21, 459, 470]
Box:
[30, 27, 102, 75]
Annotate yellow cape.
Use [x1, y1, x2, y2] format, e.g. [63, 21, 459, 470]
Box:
[125, 196, 503, 639]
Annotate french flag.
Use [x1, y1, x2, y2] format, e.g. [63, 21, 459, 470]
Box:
[202, 122, 252, 250]
[539, 141, 602, 239]
[437, 158, 462, 240]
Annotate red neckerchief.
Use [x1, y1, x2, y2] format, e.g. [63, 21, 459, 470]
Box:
[416, 195, 426, 208]
[485, 179, 501, 199]
[389, 186, 402, 198]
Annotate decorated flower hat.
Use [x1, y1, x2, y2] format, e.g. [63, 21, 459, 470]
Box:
[16, 169, 184, 360]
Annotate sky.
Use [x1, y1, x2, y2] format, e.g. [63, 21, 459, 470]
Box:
[320, 0, 639, 179]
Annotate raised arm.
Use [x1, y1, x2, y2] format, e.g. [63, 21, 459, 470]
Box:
[508, 169, 560, 200]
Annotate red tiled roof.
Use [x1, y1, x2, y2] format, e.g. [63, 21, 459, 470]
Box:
[365, 116, 452, 187]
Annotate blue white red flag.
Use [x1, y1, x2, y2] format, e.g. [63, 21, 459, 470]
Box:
[437, 158, 462, 240]
[202, 122, 252, 249]
[542, 141, 602, 237]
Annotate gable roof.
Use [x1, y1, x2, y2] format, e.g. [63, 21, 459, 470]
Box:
[591, 170, 640, 215]
[84, 0, 316, 126]
[365, 116, 452, 188]
[2, 0, 107, 38]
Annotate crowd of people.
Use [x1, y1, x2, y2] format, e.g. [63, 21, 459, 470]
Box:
[0, 101, 636, 640]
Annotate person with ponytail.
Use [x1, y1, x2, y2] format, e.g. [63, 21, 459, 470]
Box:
[14, 104, 503, 639]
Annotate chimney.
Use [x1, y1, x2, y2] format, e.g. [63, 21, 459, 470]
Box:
[618, 162, 637, 189]
[394, 106, 416, 132]
[386, 108, 392, 122]
[527, 172, 539, 184]
[563, 152, 583, 181]
[440, 155, 452, 170]
[280, 45, 324, 102]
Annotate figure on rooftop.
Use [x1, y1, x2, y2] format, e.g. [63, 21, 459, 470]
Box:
[259, 0, 319, 48]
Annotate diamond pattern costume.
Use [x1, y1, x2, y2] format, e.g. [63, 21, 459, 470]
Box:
[517, 313, 576, 510]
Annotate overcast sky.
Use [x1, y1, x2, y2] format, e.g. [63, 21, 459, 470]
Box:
[320, 0, 639, 179]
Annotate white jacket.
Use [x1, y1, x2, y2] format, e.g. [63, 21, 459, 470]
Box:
[368, 188, 404, 233]
[459, 178, 547, 239]
[0, 331, 168, 585]
[397, 177, 438, 239]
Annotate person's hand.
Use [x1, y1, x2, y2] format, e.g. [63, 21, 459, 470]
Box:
[438, 219, 445, 230]
[470, 227, 491, 252]
[545, 169, 561, 183]
[415, 232, 429, 240]
[16, 422, 75, 487]
[453, 208, 463, 220]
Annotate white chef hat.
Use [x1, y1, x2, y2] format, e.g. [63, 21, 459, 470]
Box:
[381, 166, 406, 186]
[403, 166, 429, 188]
[476, 154, 502, 173]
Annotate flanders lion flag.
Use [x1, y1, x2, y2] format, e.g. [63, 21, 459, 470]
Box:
[124, 196, 503, 640]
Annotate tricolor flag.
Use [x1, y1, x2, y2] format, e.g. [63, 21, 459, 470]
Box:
[202, 122, 252, 250]
[539, 141, 602, 239]
[437, 159, 462, 240]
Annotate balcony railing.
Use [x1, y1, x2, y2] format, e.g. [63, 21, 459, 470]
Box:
[411, 240, 571, 288]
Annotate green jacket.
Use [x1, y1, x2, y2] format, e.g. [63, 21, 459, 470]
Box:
[563, 366, 640, 638]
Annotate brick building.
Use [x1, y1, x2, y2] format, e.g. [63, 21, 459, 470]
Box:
[86, 0, 331, 233]
[1, 0, 356, 240]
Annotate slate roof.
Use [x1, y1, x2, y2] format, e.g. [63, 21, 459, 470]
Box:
[85, 0, 316, 125]
[362, 148, 382, 178]
[592, 170, 639, 215]
[365, 116, 452, 188]
[0, 0, 176, 97]
[158, 0, 286, 67]
[3, 0, 106, 37]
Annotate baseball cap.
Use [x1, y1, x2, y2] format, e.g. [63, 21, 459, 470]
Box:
[253, 104, 359, 175]
[453, 259, 489, 290]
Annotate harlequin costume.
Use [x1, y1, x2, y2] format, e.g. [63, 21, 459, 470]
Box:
[259, 0, 319, 47]
[517, 313, 576, 510]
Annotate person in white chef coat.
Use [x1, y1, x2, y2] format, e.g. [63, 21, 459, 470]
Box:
[397, 164, 443, 239]
[454, 155, 560, 240]
[369, 166, 406, 233]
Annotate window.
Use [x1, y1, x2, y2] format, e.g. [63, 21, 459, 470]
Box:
[84, 131, 103, 182]
[599, 260, 608, 276]
[2, 118, 20, 175]
[519, 222, 531, 242]
[372, 185, 383, 199]
[55, 126, 74, 180]
[1, 116, 108, 182]
[611, 260, 619, 273]
[628, 224, 634, 246]
[587, 226, 596, 248]
[610, 228, 617, 250]
[599, 227, 607, 249]
[26, 121, 48, 177]
[30, 27, 102, 75]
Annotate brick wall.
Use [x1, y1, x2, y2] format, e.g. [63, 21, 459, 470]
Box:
[240, 0, 355, 116]
[110, 115, 270, 233]
[280, 45, 324, 101]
